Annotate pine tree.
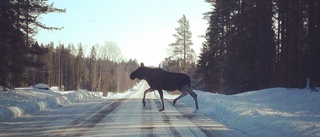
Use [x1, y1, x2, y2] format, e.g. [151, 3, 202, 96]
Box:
[45, 42, 55, 86]
[89, 46, 97, 91]
[169, 15, 195, 72]
[75, 44, 85, 89]
[307, 0, 320, 89]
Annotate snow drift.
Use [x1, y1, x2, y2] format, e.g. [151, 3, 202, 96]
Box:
[0, 88, 95, 121]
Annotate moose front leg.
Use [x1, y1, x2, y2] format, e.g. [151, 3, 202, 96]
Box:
[142, 88, 153, 107]
[158, 90, 165, 111]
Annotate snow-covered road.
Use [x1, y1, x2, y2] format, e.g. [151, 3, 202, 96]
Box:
[0, 81, 247, 137]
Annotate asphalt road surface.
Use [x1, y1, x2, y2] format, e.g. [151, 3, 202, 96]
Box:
[0, 82, 248, 137]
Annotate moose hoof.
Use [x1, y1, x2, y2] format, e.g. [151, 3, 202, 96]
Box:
[142, 101, 146, 107]
[159, 108, 165, 111]
[173, 99, 177, 106]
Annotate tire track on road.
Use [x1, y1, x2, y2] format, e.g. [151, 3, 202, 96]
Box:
[141, 99, 153, 137]
[154, 99, 182, 137]
[53, 99, 124, 136]
[173, 100, 250, 137]
[71, 99, 124, 136]
[69, 101, 111, 126]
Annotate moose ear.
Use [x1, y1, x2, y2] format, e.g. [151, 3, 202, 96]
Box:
[140, 63, 144, 67]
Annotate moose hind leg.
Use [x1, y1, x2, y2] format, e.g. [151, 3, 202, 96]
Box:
[173, 90, 188, 106]
[184, 86, 199, 109]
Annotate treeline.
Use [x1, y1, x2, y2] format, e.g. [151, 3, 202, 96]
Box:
[28, 42, 139, 96]
[197, 0, 320, 94]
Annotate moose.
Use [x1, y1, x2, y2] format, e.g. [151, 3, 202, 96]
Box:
[130, 63, 199, 111]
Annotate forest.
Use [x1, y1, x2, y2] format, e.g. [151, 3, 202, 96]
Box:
[197, 0, 320, 94]
[0, 0, 138, 96]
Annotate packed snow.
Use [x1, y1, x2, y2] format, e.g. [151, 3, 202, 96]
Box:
[0, 81, 319, 137]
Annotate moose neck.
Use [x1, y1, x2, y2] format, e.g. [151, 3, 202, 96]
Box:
[140, 67, 154, 82]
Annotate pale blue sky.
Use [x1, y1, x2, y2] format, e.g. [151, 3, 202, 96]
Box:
[35, 0, 212, 66]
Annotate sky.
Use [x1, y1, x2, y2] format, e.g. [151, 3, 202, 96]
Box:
[34, 0, 212, 66]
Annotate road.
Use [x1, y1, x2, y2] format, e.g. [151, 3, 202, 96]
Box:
[0, 81, 248, 137]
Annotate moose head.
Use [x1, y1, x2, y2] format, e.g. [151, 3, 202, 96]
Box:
[130, 63, 145, 80]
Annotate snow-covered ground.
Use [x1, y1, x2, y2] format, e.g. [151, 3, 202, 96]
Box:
[0, 81, 319, 137]
[175, 88, 320, 137]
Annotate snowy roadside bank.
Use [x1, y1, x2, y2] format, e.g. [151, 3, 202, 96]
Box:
[0, 88, 95, 121]
[0, 82, 144, 122]
[176, 88, 320, 137]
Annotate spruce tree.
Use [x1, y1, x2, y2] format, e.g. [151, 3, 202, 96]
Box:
[89, 46, 97, 91]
